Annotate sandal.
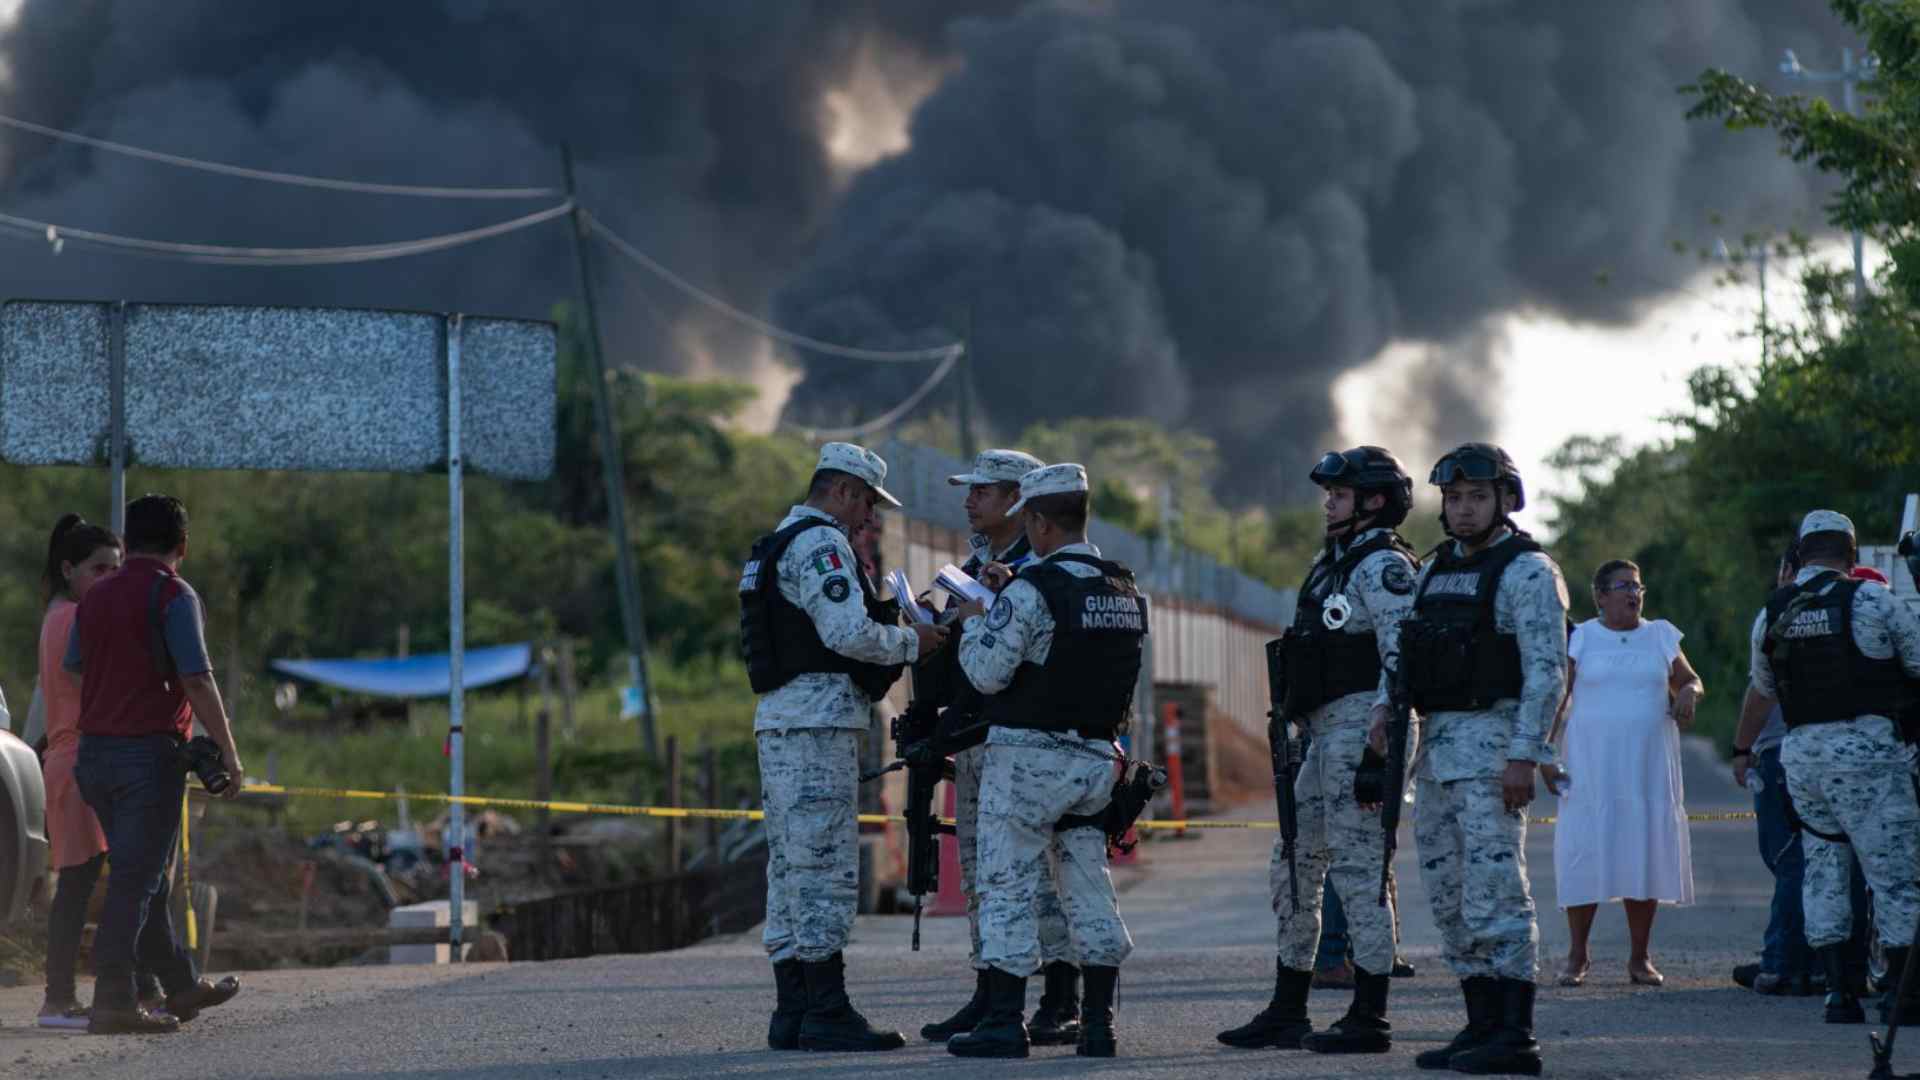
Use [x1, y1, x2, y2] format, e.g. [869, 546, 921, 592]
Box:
[1629, 966, 1665, 987]
[1557, 962, 1589, 987]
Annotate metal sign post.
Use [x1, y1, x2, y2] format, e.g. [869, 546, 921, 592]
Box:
[107, 302, 127, 534]
[445, 313, 468, 961]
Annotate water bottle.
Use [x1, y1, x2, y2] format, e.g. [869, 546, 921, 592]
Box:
[1745, 769, 1764, 794]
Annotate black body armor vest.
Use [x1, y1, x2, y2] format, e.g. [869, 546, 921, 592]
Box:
[1401, 534, 1542, 712]
[1278, 531, 1418, 716]
[1763, 574, 1906, 730]
[984, 553, 1149, 740]
[738, 518, 904, 701]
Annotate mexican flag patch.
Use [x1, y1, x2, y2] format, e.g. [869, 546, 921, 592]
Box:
[810, 548, 843, 574]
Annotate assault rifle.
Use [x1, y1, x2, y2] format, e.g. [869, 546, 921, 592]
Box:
[1377, 656, 1413, 907]
[1264, 638, 1303, 913]
[860, 694, 950, 951]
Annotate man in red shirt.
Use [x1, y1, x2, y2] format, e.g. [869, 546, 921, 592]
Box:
[67, 494, 245, 1035]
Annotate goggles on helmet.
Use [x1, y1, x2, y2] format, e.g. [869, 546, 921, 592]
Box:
[1429, 451, 1506, 486]
[1311, 450, 1356, 482]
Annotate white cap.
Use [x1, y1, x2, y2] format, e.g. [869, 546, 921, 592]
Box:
[1799, 509, 1855, 540]
[814, 442, 900, 507]
[948, 449, 1045, 486]
[1008, 463, 1089, 514]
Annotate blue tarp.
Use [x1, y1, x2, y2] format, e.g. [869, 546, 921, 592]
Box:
[270, 643, 533, 698]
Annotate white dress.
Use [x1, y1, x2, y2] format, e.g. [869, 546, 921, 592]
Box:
[1553, 618, 1695, 907]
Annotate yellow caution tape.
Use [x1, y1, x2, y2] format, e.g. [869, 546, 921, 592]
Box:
[237, 782, 1756, 830]
[181, 791, 197, 950]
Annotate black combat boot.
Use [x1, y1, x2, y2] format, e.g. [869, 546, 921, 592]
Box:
[1216, 958, 1314, 1049]
[947, 967, 1030, 1058]
[1027, 961, 1083, 1046]
[1415, 976, 1500, 1070]
[1077, 965, 1119, 1057]
[921, 969, 991, 1041]
[1301, 964, 1391, 1054]
[768, 960, 806, 1050]
[1821, 944, 1866, 1025]
[1448, 978, 1541, 1076]
[1880, 947, 1920, 1026]
[796, 952, 907, 1052]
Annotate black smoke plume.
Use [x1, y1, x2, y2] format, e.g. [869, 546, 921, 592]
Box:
[0, 2, 1854, 503]
[776, 0, 1854, 501]
[0, 0, 1016, 402]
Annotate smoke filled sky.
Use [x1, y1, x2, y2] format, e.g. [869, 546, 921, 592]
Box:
[0, 1, 1856, 506]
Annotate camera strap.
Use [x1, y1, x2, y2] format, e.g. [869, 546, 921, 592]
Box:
[147, 567, 179, 679]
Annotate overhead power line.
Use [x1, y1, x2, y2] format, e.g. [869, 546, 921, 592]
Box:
[581, 209, 964, 364]
[0, 111, 562, 199]
[783, 349, 962, 440]
[0, 201, 573, 266]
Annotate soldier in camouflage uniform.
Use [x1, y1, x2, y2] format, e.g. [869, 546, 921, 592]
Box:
[1731, 510, 1920, 1027]
[914, 450, 1081, 1046]
[739, 442, 948, 1053]
[1219, 447, 1419, 1055]
[948, 463, 1146, 1060]
[1387, 443, 1566, 1076]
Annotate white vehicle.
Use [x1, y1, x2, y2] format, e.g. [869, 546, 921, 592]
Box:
[1858, 493, 1920, 612]
[0, 728, 49, 925]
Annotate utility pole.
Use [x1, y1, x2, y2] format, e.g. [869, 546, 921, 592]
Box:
[1781, 47, 1873, 306]
[560, 144, 660, 757]
[1716, 237, 1769, 364]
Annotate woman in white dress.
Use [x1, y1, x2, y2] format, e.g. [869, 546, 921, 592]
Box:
[1541, 559, 1704, 988]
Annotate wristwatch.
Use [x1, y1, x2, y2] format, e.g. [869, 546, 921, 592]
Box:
[1731, 746, 1753, 758]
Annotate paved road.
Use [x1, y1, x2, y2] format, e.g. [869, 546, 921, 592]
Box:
[1, 737, 1903, 1078]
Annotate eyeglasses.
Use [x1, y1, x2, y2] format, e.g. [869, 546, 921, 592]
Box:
[1429, 452, 1503, 485]
[1597, 582, 1646, 596]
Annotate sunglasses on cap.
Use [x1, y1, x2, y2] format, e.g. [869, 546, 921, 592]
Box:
[1429, 452, 1504, 485]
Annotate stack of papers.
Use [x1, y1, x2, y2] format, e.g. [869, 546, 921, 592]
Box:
[935, 563, 996, 605]
[886, 569, 935, 624]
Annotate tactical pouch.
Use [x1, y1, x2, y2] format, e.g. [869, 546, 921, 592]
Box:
[1283, 629, 1383, 716]
[1402, 619, 1476, 712]
[1280, 630, 1326, 717]
[1056, 760, 1167, 855]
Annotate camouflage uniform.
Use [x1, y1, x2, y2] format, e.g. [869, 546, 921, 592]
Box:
[960, 541, 1134, 976]
[949, 534, 1068, 971]
[754, 505, 919, 963]
[1273, 528, 1417, 976]
[1401, 531, 1568, 981]
[1749, 570, 1920, 950]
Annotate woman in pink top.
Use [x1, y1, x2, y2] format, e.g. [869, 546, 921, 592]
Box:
[37, 514, 130, 1028]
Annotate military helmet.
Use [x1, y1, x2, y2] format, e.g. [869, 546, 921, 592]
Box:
[1310, 446, 1413, 527]
[1428, 442, 1525, 511]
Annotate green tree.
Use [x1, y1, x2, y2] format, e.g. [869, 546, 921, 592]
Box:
[1538, 2, 1920, 745]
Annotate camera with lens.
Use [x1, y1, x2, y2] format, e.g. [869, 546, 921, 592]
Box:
[179, 735, 232, 796]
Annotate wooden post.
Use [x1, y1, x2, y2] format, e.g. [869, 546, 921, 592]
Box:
[702, 736, 719, 861]
[665, 735, 682, 875]
[535, 643, 555, 874]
